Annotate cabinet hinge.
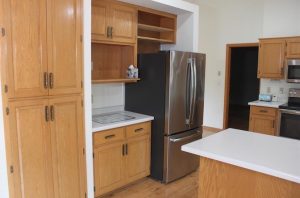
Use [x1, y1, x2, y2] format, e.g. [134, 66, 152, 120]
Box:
[80, 35, 83, 42]
[85, 192, 87, 198]
[93, 152, 94, 159]
[10, 165, 14, 173]
[4, 84, 8, 93]
[94, 186, 96, 192]
[6, 107, 9, 115]
[83, 148, 85, 155]
[81, 99, 84, 107]
[1, 27, 5, 37]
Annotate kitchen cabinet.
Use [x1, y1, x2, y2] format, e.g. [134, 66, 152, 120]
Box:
[93, 122, 151, 197]
[9, 96, 86, 198]
[249, 106, 278, 136]
[4, 0, 82, 99]
[258, 38, 286, 79]
[286, 37, 300, 58]
[92, 0, 137, 44]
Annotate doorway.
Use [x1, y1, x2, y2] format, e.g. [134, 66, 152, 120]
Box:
[223, 43, 260, 130]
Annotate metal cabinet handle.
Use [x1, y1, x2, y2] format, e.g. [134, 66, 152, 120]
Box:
[50, 105, 55, 121]
[44, 72, 49, 89]
[272, 120, 275, 129]
[122, 144, 125, 156]
[110, 27, 113, 38]
[134, 128, 144, 133]
[105, 134, 115, 139]
[45, 106, 50, 122]
[106, 26, 110, 38]
[125, 144, 128, 155]
[49, 73, 54, 89]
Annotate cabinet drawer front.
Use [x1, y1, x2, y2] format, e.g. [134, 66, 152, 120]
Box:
[126, 122, 150, 138]
[251, 106, 277, 116]
[94, 128, 125, 147]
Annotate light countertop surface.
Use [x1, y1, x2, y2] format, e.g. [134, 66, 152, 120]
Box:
[248, 100, 286, 108]
[92, 111, 154, 132]
[182, 128, 300, 184]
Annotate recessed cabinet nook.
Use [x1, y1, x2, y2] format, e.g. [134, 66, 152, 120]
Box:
[1, 0, 86, 197]
[258, 36, 300, 79]
[91, 0, 177, 83]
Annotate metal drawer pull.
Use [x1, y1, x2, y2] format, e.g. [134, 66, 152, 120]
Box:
[50, 106, 55, 121]
[44, 72, 48, 89]
[105, 134, 115, 139]
[125, 144, 128, 155]
[259, 110, 268, 113]
[134, 128, 144, 133]
[49, 73, 54, 89]
[45, 106, 50, 122]
[122, 144, 125, 156]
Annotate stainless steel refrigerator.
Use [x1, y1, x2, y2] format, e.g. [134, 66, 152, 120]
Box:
[125, 51, 205, 183]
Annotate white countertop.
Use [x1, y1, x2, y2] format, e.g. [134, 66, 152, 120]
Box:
[182, 128, 300, 184]
[92, 111, 154, 132]
[248, 100, 286, 108]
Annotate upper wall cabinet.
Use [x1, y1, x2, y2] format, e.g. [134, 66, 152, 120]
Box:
[258, 39, 286, 79]
[258, 36, 300, 79]
[3, 0, 82, 99]
[92, 0, 137, 44]
[286, 38, 300, 58]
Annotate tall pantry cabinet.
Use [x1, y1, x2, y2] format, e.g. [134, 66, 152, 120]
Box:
[0, 0, 86, 198]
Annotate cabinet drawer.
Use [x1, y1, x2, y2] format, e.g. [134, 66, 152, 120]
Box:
[94, 128, 125, 147]
[126, 122, 150, 138]
[251, 106, 277, 117]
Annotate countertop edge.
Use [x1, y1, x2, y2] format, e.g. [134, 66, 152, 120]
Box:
[248, 100, 286, 108]
[92, 117, 154, 132]
[181, 145, 300, 184]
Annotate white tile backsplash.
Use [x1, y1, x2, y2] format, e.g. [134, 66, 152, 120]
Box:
[92, 83, 125, 110]
[260, 79, 300, 102]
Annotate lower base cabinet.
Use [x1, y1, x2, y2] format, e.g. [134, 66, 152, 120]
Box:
[249, 106, 278, 136]
[93, 122, 151, 197]
[8, 95, 86, 198]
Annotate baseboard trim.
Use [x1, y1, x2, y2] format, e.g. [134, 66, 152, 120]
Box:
[203, 126, 223, 133]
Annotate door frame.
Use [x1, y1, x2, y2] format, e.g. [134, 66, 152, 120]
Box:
[223, 43, 259, 129]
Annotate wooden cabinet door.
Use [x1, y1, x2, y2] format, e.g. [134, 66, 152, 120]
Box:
[286, 38, 300, 58]
[9, 99, 54, 198]
[125, 135, 150, 184]
[249, 115, 276, 136]
[47, 0, 82, 96]
[258, 39, 286, 79]
[109, 3, 137, 44]
[49, 95, 86, 198]
[94, 141, 126, 197]
[92, 0, 110, 41]
[4, 0, 48, 98]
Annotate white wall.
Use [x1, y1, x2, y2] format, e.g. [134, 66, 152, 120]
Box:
[187, 0, 300, 129]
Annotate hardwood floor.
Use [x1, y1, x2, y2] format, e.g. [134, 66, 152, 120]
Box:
[101, 170, 199, 198]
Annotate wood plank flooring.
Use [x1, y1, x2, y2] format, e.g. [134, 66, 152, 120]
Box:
[101, 170, 199, 198]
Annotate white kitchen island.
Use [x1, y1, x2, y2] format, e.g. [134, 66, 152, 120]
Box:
[182, 128, 300, 198]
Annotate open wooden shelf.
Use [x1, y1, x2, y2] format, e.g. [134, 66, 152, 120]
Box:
[138, 23, 174, 32]
[92, 78, 140, 84]
[138, 36, 173, 44]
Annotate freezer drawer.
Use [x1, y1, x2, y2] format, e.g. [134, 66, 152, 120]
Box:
[163, 129, 202, 183]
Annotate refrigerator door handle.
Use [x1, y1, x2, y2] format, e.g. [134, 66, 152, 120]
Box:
[190, 59, 197, 124]
[169, 131, 202, 142]
[186, 60, 193, 125]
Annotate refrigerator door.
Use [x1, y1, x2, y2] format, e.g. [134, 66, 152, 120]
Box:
[163, 129, 202, 183]
[165, 51, 206, 135]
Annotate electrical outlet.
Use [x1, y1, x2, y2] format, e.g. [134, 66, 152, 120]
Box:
[279, 87, 284, 94]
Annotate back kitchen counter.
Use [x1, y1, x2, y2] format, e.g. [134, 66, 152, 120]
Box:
[182, 128, 300, 198]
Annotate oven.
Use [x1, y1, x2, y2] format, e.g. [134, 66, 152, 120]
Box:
[278, 109, 300, 140]
[286, 59, 300, 83]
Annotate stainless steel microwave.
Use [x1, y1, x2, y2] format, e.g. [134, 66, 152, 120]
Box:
[286, 59, 300, 83]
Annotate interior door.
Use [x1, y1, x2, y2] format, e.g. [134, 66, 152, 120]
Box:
[47, 0, 82, 95]
[49, 95, 86, 198]
[125, 135, 150, 184]
[4, 0, 48, 98]
[109, 3, 137, 44]
[9, 99, 54, 198]
[92, 0, 110, 41]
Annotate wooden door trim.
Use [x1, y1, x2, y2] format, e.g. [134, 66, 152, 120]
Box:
[223, 43, 259, 129]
